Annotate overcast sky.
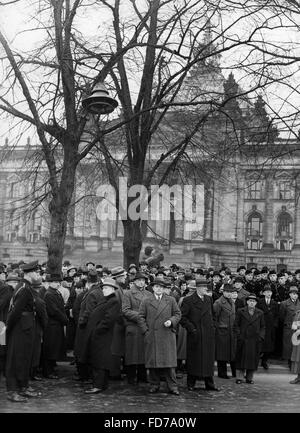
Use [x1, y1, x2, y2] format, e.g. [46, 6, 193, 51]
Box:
[1, 1, 300, 144]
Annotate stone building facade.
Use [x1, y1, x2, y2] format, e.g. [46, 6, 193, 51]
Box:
[0, 138, 299, 271]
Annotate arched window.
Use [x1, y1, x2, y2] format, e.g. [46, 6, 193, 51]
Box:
[246, 211, 263, 250]
[275, 211, 293, 250]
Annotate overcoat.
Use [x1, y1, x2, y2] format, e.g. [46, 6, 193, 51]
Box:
[122, 286, 153, 365]
[180, 292, 215, 377]
[291, 310, 300, 374]
[5, 279, 35, 387]
[43, 286, 68, 361]
[31, 294, 48, 368]
[279, 298, 300, 359]
[256, 298, 278, 353]
[213, 295, 236, 361]
[81, 293, 120, 368]
[233, 307, 265, 370]
[138, 293, 181, 368]
[74, 284, 104, 361]
[0, 282, 13, 324]
[111, 284, 126, 357]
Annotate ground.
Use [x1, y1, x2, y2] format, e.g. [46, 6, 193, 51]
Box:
[0, 360, 299, 413]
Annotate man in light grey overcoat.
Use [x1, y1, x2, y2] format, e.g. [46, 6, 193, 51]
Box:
[122, 272, 152, 384]
[138, 278, 181, 395]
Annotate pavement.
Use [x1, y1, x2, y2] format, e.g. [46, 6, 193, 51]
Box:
[0, 359, 299, 413]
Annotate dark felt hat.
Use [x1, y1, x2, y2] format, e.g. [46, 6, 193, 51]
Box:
[45, 273, 62, 282]
[132, 272, 148, 281]
[150, 277, 168, 288]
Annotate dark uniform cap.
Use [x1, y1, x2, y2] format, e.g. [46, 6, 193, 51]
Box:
[86, 262, 95, 267]
[22, 260, 39, 273]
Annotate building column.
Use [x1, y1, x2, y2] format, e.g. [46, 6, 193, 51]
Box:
[262, 177, 274, 251]
[293, 183, 300, 248]
[203, 183, 214, 241]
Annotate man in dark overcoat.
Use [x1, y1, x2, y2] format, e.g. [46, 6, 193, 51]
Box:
[257, 284, 279, 369]
[122, 272, 152, 384]
[74, 270, 103, 381]
[234, 294, 265, 384]
[213, 283, 237, 379]
[5, 261, 40, 402]
[0, 271, 14, 382]
[42, 274, 68, 378]
[138, 278, 181, 395]
[83, 278, 120, 394]
[110, 266, 127, 379]
[279, 285, 300, 367]
[30, 277, 48, 380]
[180, 277, 219, 391]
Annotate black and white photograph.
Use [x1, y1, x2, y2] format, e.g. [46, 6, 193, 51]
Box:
[0, 0, 300, 418]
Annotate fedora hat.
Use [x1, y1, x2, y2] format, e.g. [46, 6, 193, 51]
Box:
[246, 294, 258, 302]
[111, 266, 127, 279]
[187, 280, 197, 290]
[195, 275, 207, 286]
[45, 273, 62, 282]
[6, 272, 21, 282]
[222, 283, 235, 293]
[102, 277, 119, 290]
[150, 277, 168, 288]
[132, 272, 148, 281]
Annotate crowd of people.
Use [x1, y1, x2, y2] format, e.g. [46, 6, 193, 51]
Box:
[1, 252, 300, 403]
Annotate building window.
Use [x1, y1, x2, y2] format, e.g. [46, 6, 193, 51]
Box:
[279, 180, 293, 199]
[246, 180, 264, 199]
[275, 212, 293, 251]
[274, 179, 294, 200]
[8, 181, 20, 198]
[246, 211, 263, 250]
[247, 212, 262, 236]
[6, 210, 20, 241]
[28, 211, 43, 243]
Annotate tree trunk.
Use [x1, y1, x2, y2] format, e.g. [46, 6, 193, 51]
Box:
[122, 219, 142, 269]
[46, 201, 69, 275]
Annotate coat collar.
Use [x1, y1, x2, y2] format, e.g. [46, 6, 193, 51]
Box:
[220, 295, 234, 312]
[239, 307, 261, 321]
